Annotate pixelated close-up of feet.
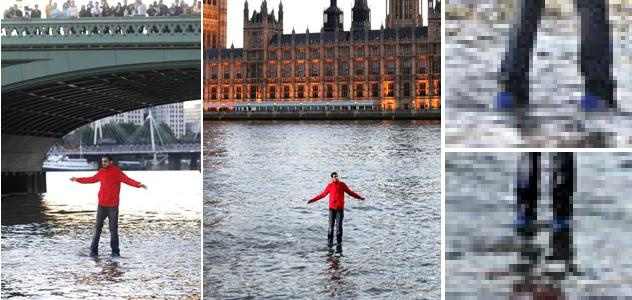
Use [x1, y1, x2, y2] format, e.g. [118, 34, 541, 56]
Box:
[445, 0, 631, 147]
[445, 152, 632, 298]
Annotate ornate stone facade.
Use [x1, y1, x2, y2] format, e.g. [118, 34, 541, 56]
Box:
[203, 0, 227, 49]
[204, 0, 441, 111]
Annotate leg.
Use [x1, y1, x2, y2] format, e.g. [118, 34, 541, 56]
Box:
[327, 209, 335, 247]
[576, 0, 616, 108]
[498, 0, 545, 108]
[516, 152, 540, 235]
[335, 209, 344, 246]
[90, 206, 108, 255]
[108, 207, 120, 255]
[550, 153, 574, 266]
[514, 152, 541, 273]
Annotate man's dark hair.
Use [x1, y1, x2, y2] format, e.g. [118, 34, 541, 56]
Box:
[330, 172, 338, 178]
[102, 154, 114, 162]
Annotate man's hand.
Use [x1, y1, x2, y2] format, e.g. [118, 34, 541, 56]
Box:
[70, 177, 77, 182]
[307, 199, 316, 204]
[360, 197, 366, 202]
[139, 184, 148, 189]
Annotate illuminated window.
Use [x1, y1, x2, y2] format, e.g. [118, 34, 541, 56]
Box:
[417, 82, 427, 96]
[312, 85, 319, 98]
[386, 83, 394, 97]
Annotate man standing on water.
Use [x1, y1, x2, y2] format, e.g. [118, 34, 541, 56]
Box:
[307, 172, 365, 252]
[71, 154, 147, 257]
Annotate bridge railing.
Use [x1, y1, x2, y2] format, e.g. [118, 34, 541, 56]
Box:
[1, 17, 200, 47]
[48, 143, 201, 154]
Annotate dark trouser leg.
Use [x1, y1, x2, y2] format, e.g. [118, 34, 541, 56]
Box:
[328, 209, 335, 247]
[517, 152, 540, 236]
[335, 209, 344, 246]
[499, 0, 545, 106]
[576, 0, 616, 106]
[515, 152, 541, 271]
[90, 206, 108, 254]
[550, 153, 574, 263]
[108, 207, 120, 254]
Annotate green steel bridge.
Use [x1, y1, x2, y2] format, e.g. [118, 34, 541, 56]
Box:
[1, 17, 200, 194]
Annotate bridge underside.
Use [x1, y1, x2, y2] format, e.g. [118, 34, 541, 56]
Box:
[1, 66, 199, 194]
[2, 66, 199, 138]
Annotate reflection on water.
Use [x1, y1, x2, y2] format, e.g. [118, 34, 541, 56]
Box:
[204, 121, 440, 299]
[446, 153, 632, 298]
[1, 171, 201, 299]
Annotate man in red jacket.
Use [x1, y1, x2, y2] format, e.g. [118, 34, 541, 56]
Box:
[71, 154, 147, 257]
[307, 172, 365, 251]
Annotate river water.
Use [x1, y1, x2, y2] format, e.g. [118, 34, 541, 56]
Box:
[1, 171, 201, 299]
[445, 4, 632, 147]
[204, 120, 441, 299]
[446, 152, 632, 298]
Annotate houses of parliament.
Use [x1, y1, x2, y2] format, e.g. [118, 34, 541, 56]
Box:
[203, 0, 441, 111]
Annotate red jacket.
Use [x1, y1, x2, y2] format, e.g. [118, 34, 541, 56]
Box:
[76, 166, 142, 207]
[309, 181, 363, 209]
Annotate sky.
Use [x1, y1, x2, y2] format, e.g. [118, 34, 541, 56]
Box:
[227, 0, 431, 48]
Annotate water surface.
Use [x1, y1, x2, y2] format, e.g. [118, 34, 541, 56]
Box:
[1, 171, 201, 299]
[204, 121, 440, 299]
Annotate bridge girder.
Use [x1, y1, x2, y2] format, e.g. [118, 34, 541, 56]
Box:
[1, 17, 201, 178]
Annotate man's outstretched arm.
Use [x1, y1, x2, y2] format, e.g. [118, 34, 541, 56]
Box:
[343, 183, 365, 201]
[71, 171, 101, 184]
[307, 185, 330, 204]
[120, 172, 147, 189]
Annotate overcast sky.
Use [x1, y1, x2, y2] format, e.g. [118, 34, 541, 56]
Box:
[227, 0, 430, 48]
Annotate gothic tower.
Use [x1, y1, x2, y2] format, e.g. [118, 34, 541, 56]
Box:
[243, 0, 283, 50]
[323, 0, 343, 32]
[203, 0, 227, 49]
[385, 0, 422, 28]
[351, 0, 371, 31]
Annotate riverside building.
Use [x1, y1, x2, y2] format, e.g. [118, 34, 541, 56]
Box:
[203, 0, 441, 111]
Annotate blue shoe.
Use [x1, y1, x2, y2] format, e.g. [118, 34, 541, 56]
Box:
[552, 218, 571, 232]
[110, 252, 120, 258]
[580, 93, 610, 112]
[89, 251, 98, 257]
[495, 91, 517, 111]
